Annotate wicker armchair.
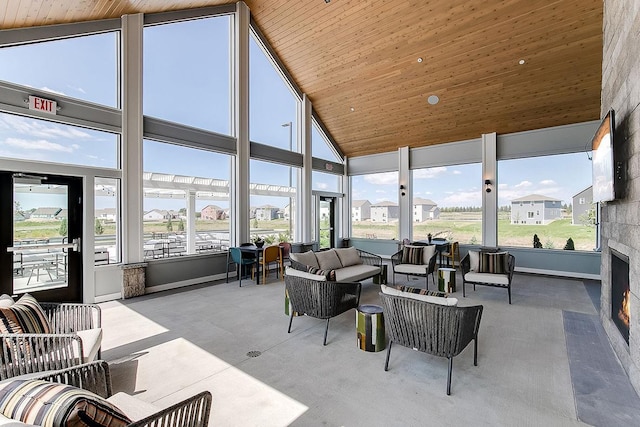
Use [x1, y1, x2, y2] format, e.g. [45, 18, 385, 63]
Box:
[390, 249, 438, 288]
[0, 302, 101, 380]
[379, 292, 483, 395]
[285, 273, 362, 345]
[28, 361, 212, 427]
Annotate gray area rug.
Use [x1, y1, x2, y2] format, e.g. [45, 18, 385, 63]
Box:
[563, 310, 640, 426]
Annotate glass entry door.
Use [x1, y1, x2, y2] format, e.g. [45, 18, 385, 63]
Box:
[1, 172, 83, 302]
[318, 196, 336, 250]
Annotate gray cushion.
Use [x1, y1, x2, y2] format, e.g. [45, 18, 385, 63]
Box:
[464, 271, 510, 285]
[394, 264, 430, 275]
[468, 250, 480, 271]
[285, 266, 327, 281]
[334, 247, 362, 267]
[289, 250, 319, 269]
[76, 328, 103, 363]
[334, 265, 380, 282]
[381, 284, 458, 306]
[315, 249, 343, 270]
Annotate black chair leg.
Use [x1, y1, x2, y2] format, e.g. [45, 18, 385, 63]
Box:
[323, 319, 330, 345]
[463, 281, 466, 297]
[508, 286, 512, 304]
[474, 337, 478, 366]
[287, 311, 294, 333]
[384, 341, 393, 371]
[447, 357, 453, 395]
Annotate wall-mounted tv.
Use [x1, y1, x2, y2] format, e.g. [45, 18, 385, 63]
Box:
[591, 109, 616, 203]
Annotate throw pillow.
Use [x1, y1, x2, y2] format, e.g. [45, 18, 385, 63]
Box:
[479, 251, 509, 274]
[0, 293, 51, 334]
[334, 247, 362, 267]
[401, 245, 424, 265]
[421, 244, 436, 265]
[0, 295, 14, 308]
[468, 250, 480, 272]
[307, 266, 337, 281]
[285, 267, 327, 281]
[315, 249, 343, 270]
[0, 379, 131, 427]
[290, 251, 320, 269]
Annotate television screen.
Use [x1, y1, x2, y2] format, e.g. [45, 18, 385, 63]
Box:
[591, 109, 615, 203]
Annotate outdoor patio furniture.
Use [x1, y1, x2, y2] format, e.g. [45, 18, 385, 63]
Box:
[285, 267, 361, 345]
[0, 360, 212, 427]
[226, 247, 257, 287]
[391, 244, 438, 288]
[461, 251, 516, 304]
[380, 290, 483, 395]
[261, 245, 281, 283]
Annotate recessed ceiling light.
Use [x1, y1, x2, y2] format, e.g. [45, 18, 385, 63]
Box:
[519, 59, 526, 65]
[427, 95, 439, 105]
[417, 57, 423, 63]
[350, 107, 355, 112]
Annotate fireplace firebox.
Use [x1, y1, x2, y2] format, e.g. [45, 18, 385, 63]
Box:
[611, 249, 630, 345]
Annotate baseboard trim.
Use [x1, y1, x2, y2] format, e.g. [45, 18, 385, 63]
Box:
[94, 292, 122, 303]
[145, 273, 228, 294]
[515, 267, 601, 281]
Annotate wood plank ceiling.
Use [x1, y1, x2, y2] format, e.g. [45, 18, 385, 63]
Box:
[0, 0, 603, 158]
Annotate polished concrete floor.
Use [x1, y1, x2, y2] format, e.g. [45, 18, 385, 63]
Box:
[99, 267, 638, 426]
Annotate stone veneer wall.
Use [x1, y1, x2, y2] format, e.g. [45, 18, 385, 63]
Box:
[600, 0, 640, 394]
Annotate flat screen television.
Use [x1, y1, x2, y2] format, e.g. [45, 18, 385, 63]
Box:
[591, 109, 616, 203]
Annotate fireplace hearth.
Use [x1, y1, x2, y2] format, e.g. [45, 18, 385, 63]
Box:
[611, 249, 630, 344]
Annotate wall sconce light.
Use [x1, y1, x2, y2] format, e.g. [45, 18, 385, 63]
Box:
[484, 179, 492, 193]
[400, 185, 406, 196]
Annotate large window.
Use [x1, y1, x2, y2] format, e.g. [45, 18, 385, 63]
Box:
[351, 172, 398, 239]
[0, 113, 119, 168]
[411, 163, 482, 244]
[498, 152, 594, 250]
[95, 178, 120, 265]
[0, 32, 119, 107]
[249, 34, 298, 150]
[312, 122, 340, 162]
[143, 140, 231, 258]
[250, 160, 298, 244]
[313, 171, 341, 193]
[144, 16, 231, 134]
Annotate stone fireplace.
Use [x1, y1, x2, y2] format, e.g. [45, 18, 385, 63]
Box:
[600, 0, 640, 395]
[610, 249, 630, 345]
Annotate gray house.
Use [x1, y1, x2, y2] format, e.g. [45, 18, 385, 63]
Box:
[352, 200, 371, 221]
[255, 205, 280, 220]
[413, 197, 439, 221]
[370, 201, 399, 223]
[572, 186, 594, 225]
[511, 194, 563, 225]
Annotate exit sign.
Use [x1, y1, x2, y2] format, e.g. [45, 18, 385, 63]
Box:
[28, 95, 57, 115]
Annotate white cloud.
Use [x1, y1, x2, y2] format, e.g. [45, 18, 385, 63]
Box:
[514, 180, 532, 189]
[67, 84, 87, 94]
[316, 182, 328, 190]
[413, 167, 447, 179]
[1, 137, 74, 153]
[40, 86, 67, 96]
[364, 172, 398, 185]
[452, 170, 462, 175]
[0, 115, 91, 140]
[442, 191, 482, 207]
[539, 179, 556, 186]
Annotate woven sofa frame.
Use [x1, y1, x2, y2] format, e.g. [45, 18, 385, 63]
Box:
[31, 361, 212, 427]
[0, 302, 101, 380]
[290, 248, 382, 282]
[461, 253, 516, 304]
[379, 292, 483, 395]
[285, 274, 361, 345]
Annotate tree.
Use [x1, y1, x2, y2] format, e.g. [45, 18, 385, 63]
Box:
[59, 218, 68, 236]
[579, 207, 597, 227]
[564, 238, 575, 250]
[94, 218, 104, 235]
[533, 234, 542, 248]
[178, 219, 185, 232]
[166, 216, 173, 232]
[252, 218, 258, 229]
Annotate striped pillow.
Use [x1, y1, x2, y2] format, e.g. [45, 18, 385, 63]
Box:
[479, 251, 509, 274]
[394, 286, 448, 298]
[0, 379, 131, 427]
[0, 293, 51, 334]
[307, 266, 336, 281]
[401, 245, 424, 265]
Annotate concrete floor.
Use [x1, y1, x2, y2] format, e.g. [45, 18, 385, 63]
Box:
[99, 268, 626, 426]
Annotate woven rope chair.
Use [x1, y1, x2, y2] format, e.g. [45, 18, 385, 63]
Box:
[379, 292, 483, 395]
[285, 274, 361, 345]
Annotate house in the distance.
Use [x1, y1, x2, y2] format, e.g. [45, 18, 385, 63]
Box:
[143, 209, 168, 221]
[201, 205, 226, 220]
[95, 208, 117, 222]
[370, 201, 399, 223]
[413, 197, 439, 221]
[30, 207, 62, 220]
[572, 186, 594, 225]
[255, 205, 280, 220]
[511, 194, 563, 225]
[352, 200, 371, 221]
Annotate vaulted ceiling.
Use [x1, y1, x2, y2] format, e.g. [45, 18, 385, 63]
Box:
[0, 0, 603, 158]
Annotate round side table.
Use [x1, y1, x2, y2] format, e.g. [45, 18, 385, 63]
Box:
[438, 267, 457, 293]
[356, 304, 386, 352]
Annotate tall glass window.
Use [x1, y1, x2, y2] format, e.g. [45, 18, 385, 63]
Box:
[313, 171, 341, 193]
[250, 160, 298, 244]
[498, 153, 594, 250]
[249, 34, 298, 151]
[95, 178, 120, 265]
[411, 163, 482, 244]
[144, 16, 231, 134]
[351, 172, 399, 239]
[0, 32, 119, 107]
[312, 122, 340, 162]
[143, 140, 231, 258]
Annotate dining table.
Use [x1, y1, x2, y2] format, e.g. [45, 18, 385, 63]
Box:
[415, 239, 451, 266]
[238, 245, 265, 284]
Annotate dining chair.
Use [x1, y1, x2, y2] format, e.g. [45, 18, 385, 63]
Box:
[278, 242, 292, 276]
[441, 241, 460, 269]
[228, 247, 257, 287]
[261, 245, 281, 283]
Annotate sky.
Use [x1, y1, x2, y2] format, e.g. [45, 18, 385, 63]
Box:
[0, 15, 593, 212]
